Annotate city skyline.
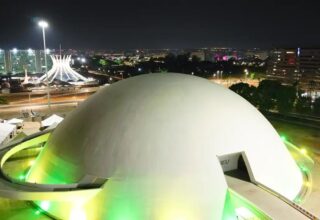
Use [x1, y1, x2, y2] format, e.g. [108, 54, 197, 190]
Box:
[1, 0, 320, 49]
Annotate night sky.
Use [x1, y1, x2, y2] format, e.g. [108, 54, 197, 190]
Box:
[0, 0, 320, 49]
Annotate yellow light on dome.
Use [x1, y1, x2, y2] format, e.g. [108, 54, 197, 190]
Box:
[69, 206, 87, 220]
[300, 148, 307, 155]
[29, 160, 35, 166]
[305, 181, 311, 188]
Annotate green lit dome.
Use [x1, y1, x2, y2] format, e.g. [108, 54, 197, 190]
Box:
[27, 73, 302, 219]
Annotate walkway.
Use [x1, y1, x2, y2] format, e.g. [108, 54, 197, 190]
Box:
[226, 175, 310, 220]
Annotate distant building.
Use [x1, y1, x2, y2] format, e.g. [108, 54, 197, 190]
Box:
[190, 50, 205, 61]
[298, 48, 320, 90]
[6, 118, 24, 129]
[267, 48, 320, 91]
[0, 50, 5, 73]
[0, 123, 16, 146]
[244, 49, 269, 60]
[206, 48, 239, 62]
[41, 114, 64, 129]
[267, 48, 299, 83]
[0, 49, 53, 74]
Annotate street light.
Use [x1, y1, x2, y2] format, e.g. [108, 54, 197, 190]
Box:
[244, 68, 249, 82]
[12, 48, 18, 54]
[38, 20, 51, 111]
[27, 48, 33, 55]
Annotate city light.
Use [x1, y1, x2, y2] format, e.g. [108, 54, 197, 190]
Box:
[27, 48, 34, 55]
[12, 48, 18, 54]
[38, 20, 48, 28]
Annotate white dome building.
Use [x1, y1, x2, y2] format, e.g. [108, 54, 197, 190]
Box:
[27, 73, 303, 219]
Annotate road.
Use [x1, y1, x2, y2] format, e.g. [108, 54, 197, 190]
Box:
[0, 86, 101, 118]
[1, 87, 98, 104]
[0, 101, 79, 119]
[0, 87, 99, 98]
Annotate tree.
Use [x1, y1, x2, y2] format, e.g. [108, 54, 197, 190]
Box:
[308, 80, 317, 95]
[191, 55, 201, 63]
[314, 98, 320, 116]
[295, 96, 312, 114]
[229, 83, 258, 106]
[256, 80, 281, 111]
[0, 97, 8, 105]
[276, 85, 297, 113]
[99, 59, 108, 67]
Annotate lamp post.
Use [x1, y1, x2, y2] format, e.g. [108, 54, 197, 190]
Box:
[38, 20, 51, 111]
[244, 68, 249, 82]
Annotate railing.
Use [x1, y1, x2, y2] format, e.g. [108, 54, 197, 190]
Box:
[228, 188, 273, 220]
[0, 130, 105, 197]
[256, 181, 319, 220]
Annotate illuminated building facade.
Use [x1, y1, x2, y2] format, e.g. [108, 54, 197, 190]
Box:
[298, 48, 320, 90]
[0, 49, 5, 73]
[0, 49, 53, 74]
[267, 48, 320, 91]
[267, 48, 299, 83]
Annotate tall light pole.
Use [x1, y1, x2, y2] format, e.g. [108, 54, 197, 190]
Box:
[38, 20, 51, 111]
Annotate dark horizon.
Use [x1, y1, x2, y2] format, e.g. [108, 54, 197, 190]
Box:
[1, 0, 320, 50]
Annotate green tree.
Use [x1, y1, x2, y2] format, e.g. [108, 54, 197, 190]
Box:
[99, 59, 107, 66]
[276, 85, 297, 113]
[314, 98, 320, 116]
[191, 55, 201, 63]
[0, 97, 8, 105]
[229, 83, 258, 106]
[256, 80, 281, 111]
[295, 96, 312, 114]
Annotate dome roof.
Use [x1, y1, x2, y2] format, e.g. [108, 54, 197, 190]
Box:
[28, 73, 302, 219]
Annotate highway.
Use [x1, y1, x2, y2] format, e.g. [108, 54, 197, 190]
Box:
[0, 101, 79, 119]
[0, 86, 101, 118]
[0, 87, 99, 97]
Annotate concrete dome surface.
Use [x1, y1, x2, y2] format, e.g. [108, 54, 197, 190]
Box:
[28, 73, 303, 219]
